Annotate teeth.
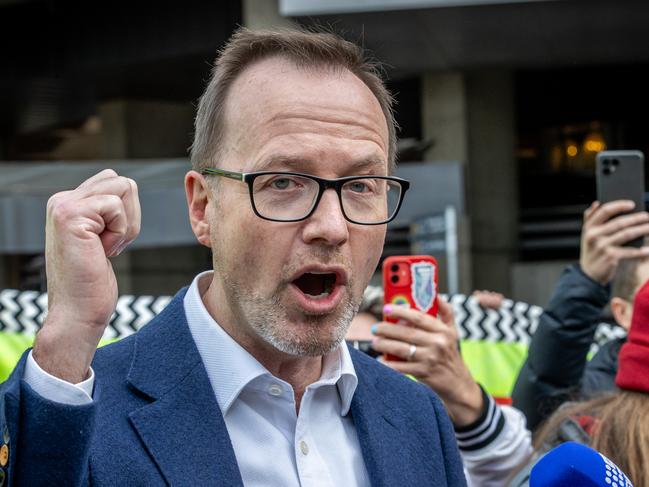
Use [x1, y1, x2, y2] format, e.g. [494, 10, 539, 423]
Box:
[306, 291, 331, 300]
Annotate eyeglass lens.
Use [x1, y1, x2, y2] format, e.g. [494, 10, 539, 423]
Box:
[251, 174, 402, 223]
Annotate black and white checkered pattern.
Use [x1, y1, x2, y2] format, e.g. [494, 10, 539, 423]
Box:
[0, 289, 171, 340]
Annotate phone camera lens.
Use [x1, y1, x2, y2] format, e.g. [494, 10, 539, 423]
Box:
[390, 275, 398, 284]
[603, 167, 611, 175]
[390, 264, 399, 272]
[612, 159, 620, 166]
[603, 159, 611, 166]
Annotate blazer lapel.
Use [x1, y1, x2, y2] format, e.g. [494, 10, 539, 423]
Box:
[350, 354, 413, 487]
[126, 290, 244, 487]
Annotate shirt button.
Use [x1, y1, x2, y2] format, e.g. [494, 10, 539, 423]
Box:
[269, 384, 282, 396]
[300, 440, 309, 456]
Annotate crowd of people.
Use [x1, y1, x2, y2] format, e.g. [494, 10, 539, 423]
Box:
[346, 197, 649, 486]
[1, 26, 648, 486]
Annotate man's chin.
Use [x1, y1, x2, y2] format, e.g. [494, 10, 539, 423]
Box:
[257, 317, 348, 357]
[267, 334, 343, 357]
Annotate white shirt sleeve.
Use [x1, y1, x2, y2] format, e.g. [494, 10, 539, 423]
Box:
[23, 350, 95, 405]
[460, 404, 533, 487]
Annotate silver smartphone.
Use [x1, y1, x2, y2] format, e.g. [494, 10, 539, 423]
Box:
[596, 150, 646, 247]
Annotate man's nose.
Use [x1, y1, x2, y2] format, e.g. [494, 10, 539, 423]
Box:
[301, 189, 349, 246]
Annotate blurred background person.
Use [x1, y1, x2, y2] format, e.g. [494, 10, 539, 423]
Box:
[513, 199, 649, 430]
[510, 277, 649, 487]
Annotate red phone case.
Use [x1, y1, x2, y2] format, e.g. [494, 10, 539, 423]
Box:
[382, 255, 439, 361]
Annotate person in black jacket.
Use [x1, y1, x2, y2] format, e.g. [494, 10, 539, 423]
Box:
[512, 199, 649, 431]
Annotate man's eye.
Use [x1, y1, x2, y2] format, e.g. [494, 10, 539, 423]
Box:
[349, 181, 371, 193]
[270, 178, 295, 190]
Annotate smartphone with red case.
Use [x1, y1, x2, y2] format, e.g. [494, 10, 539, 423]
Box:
[382, 255, 439, 361]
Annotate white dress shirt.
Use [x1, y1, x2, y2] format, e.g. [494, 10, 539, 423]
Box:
[24, 271, 370, 487]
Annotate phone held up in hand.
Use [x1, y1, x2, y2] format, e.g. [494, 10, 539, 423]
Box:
[382, 255, 439, 361]
[596, 150, 646, 247]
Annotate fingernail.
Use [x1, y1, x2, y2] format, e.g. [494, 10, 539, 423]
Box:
[371, 324, 378, 334]
[117, 240, 131, 255]
[383, 304, 393, 315]
[109, 238, 125, 257]
[372, 337, 380, 346]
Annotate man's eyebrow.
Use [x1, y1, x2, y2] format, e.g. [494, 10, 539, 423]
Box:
[349, 156, 386, 173]
[253, 156, 308, 172]
[253, 155, 387, 173]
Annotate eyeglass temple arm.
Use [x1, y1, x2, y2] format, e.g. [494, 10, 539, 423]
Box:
[201, 167, 245, 181]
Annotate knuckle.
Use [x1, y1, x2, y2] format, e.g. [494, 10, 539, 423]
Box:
[106, 194, 123, 208]
[131, 220, 142, 236]
[126, 177, 139, 193]
[595, 239, 608, 251]
[116, 176, 132, 193]
[46, 194, 60, 214]
[49, 198, 76, 222]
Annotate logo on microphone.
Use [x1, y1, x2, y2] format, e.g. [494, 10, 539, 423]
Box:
[599, 452, 632, 487]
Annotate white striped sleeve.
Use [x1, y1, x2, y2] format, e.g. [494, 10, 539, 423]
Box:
[454, 386, 506, 451]
[457, 396, 534, 487]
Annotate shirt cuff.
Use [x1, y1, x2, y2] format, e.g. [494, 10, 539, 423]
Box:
[454, 386, 505, 451]
[23, 350, 95, 405]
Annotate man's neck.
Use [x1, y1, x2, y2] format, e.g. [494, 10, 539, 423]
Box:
[200, 274, 324, 411]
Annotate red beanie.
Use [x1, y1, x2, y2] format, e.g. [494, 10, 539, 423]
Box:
[616, 278, 649, 393]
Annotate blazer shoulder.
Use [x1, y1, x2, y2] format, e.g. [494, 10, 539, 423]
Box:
[92, 286, 189, 376]
[351, 348, 442, 407]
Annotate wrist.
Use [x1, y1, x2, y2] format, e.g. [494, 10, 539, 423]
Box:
[445, 381, 485, 427]
[578, 262, 610, 286]
[454, 388, 507, 452]
[33, 321, 100, 384]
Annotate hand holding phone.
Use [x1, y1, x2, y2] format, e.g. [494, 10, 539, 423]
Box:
[581, 151, 649, 283]
[596, 150, 646, 247]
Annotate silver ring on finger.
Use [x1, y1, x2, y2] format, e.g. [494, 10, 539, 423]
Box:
[407, 344, 417, 361]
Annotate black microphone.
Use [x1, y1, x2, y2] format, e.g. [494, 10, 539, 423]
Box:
[530, 442, 633, 487]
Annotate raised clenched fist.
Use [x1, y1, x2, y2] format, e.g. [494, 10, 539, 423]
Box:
[33, 169, 141, 383]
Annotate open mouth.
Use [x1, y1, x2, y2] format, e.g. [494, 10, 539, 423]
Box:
[292, 272, 338, 300]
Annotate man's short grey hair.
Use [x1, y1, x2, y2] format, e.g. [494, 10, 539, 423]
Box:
[190, 27, 398, 174]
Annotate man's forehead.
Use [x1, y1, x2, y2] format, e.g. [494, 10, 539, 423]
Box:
[221, 56, 389, 156]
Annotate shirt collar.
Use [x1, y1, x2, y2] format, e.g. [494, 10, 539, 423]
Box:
[182, 271, 358, 416]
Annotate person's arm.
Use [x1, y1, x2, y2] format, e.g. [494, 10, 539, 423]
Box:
[0, 170, 141, 486]
[456, 394, 533, 487]
[23, 350, 94, 405]
[513, 200, 649, 430]
[512, 265, 609, 430]
[371, 299, 484, 427]
[1, 351, 97, 486]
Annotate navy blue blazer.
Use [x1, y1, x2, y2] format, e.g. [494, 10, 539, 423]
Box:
[0, 289, 466, 486]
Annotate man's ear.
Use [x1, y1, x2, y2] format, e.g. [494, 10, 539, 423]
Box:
[185, 170, 212, 248]
[610, 296, 633, 331]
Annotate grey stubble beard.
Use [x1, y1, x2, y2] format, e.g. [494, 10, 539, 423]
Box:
[227, 280, 360, 357]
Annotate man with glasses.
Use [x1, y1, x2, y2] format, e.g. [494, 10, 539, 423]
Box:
[0, 28, 466, 486]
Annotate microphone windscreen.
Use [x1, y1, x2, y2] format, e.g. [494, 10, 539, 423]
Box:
[530, 442, 633, 487]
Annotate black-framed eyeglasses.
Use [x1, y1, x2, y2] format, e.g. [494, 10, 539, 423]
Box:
[201, 167, 410, 225]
